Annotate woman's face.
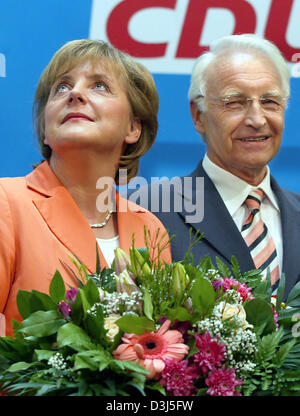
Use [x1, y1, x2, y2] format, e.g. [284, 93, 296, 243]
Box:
[44, 60, 141, 158]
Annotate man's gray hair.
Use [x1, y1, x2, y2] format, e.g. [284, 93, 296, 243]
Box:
[188, 34, 290, 112]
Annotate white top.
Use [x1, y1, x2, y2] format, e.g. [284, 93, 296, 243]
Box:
[96, 235, 120, 267]
[202, 154, 283, 275]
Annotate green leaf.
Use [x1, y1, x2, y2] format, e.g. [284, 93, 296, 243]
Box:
[256, 327, 283, 362]
[215, 257, 231, 277]
[110, 359, 148, 375]
[16, 291, 46, 319]
[252, 280, 272, 301]
[167, 307, 193, 323]
[16, 291, 34, 319]
[191, 275, 216, 317]
[143, 288, 153, 320]
[57, 322, 94, 351]
[19, 310, 65, 337]
[31, 290, 57, 311]
[74, 349, 111, 371]
[84, 306, 108, 347]
[273, 339, 296, 367]
[286, 280, 300, 306]
[276, 273, 286, 310]
[71, 287, 84, 325]
[231, 256, 242, 281]
[146, 381, 166, 395]
[79, 290, 92, 317]
[136, 247, 150, 264]
[7, 361, 37, 372]
[244, 298, 276, 334]
[49, 270, 66, 303]
[196, 387, 208, 396]
[96, 244, 101, 275]
[34, 349, 56, 361]
[82, 278, 100, 306]
[116, 316, 155, 335]
[198, 255, 214, 271]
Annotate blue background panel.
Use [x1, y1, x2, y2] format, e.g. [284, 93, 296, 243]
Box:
[0, 0, 300, 195]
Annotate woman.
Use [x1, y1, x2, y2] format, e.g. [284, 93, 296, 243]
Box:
[0, 39, 171, 336]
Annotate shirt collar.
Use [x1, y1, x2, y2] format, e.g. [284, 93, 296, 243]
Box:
[202, 153, 280, 216]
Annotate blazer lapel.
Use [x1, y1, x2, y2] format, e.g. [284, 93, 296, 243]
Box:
[26, 161, 108, 272]
[117, 193, 149, 252]
[178, 162, 255, 271]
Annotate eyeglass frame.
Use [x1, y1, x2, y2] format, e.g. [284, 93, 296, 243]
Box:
[195, 93, 289, 113]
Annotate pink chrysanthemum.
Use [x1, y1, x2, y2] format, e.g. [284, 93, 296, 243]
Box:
[222, 277, 254, 302]
[205, 366, 243, 396]
[193, 331, 226, 375]
[160, 359, 199, 396]
[113, 320, 189, 379]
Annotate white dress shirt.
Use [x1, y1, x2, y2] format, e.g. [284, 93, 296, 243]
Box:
[202, 154, 283, 275]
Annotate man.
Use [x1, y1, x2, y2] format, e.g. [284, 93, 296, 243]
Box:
[131, 34, 300, 296]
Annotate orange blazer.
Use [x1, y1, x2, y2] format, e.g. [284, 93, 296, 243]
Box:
[0, 161, 172, 336]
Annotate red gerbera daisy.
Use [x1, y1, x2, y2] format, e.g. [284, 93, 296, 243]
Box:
[113, 320, 189, 379]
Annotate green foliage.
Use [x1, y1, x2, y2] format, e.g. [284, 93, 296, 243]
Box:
[49, 271, 66, 303]
[2, 238, 300, 397]
[244, 298, 276, 335]
[191, 274, 216, 317]
[116, 316, 155, 335]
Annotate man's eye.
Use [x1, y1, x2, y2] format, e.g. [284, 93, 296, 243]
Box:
[261, 98, 280, 107]
[225, 98, 244, 108]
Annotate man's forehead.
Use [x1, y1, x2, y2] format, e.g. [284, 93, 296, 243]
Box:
[204, 52, 282, 93]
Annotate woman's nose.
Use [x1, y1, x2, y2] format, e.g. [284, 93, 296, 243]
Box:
[68, 86, 86, 104]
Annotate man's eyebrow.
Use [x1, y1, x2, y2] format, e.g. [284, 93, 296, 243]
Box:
[221, 89, 283, 97]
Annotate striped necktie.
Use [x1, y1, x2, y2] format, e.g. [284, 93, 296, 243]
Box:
[241, 189, 280, 292]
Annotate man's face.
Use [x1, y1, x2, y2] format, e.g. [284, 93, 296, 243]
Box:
[191, 53, 286, 185]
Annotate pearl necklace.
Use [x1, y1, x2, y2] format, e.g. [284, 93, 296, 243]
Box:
[90, 210, 113, 228]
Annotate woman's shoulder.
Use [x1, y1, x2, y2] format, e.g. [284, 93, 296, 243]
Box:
[0, 175, 27, 195]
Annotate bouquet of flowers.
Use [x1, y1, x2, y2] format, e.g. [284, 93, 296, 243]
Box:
[1, 230, 300, 396]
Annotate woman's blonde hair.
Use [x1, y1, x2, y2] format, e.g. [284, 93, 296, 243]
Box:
[33, 39, 159, 183]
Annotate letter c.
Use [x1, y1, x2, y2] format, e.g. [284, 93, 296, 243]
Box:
[106, 0, 176, 57]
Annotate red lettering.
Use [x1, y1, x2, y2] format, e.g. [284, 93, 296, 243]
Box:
[265, 0, 300, 62]
[106, 0, 176, 57]
[176, 0, 256, 58]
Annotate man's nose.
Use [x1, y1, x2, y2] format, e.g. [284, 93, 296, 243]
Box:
[244, 100, 267, 129]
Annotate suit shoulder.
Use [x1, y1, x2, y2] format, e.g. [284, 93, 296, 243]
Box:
[280, 187, 300, 205]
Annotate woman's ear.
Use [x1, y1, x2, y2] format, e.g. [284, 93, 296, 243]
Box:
[125, 117, 142, 144]
[190, 101, 206, 135]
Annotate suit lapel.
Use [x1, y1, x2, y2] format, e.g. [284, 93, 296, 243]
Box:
[178, 162, 255, 271]
[271, 177, 300, 294]
[26, 161, 108, 272]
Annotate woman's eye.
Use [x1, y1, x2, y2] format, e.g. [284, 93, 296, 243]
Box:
[94, 81, 108, 91]
[56, 83, 69, 93]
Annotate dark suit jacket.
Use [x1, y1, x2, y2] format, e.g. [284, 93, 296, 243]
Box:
[133, 161, 300, 297]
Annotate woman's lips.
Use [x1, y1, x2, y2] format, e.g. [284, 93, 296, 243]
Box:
[62, 113, 94, 123]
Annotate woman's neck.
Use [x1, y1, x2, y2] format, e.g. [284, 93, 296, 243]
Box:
[49, 151, 117, 225]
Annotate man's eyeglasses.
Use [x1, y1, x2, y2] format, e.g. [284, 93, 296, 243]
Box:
[196, 94, 289, 113]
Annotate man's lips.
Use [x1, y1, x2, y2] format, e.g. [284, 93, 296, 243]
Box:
[62, 113, 94, 124]
[237, 136, 270, 142]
